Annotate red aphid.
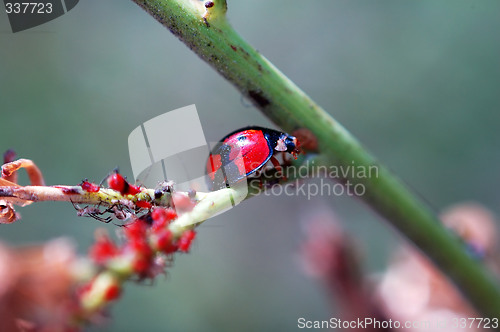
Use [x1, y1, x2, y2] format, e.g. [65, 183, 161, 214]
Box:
[178, 230, 196, 253]
[81, 180, 100, 193]
[107, 172, 141, 195]
[127, 184, 142, 195]
[107, 172, 125, 191]
[135, 200, 152, 209]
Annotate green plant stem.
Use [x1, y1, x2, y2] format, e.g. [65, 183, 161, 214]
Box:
[130, 0, 500, 318]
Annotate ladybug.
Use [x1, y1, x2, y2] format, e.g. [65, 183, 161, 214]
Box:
[206, 126, 300, 190]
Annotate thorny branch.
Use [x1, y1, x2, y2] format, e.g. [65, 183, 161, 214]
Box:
[129, 0, 500, 319]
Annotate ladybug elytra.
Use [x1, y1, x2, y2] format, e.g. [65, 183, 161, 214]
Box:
[206, 126, 300, 190]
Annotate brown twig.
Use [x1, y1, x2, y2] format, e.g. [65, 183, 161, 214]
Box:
[2, 158, 45, 186]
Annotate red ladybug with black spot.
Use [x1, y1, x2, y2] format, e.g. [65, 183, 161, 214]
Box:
[206, 126, 300, 190]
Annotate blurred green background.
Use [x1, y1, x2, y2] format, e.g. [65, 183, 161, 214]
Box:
[1, 0, 499, 331]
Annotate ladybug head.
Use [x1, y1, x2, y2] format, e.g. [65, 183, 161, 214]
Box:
[275, 134, 299, 154]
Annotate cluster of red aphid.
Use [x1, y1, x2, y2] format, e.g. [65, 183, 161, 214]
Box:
[76, 170, 198, 315]
[80, 179, 100, 193]
[108, 172, 153, 208]
[107, 172, 142, 196]
[90, 207, 197, 273]
[79, 207, 197, 306]
[81, 172, 153, 209]
[81, 172, 142, 196]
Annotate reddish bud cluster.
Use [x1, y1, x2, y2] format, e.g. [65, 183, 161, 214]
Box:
[121, 209, 197, 273]
[81, 180, 100, 193]
[126, 223, 153, 275]
[80, 207, 197, 316]
[151, 208, 179, 254]
[90, 207, 196, 275]
[130, 243, 153, 275]
[77, 277, 122, 304]
[107, 172, 141, 196]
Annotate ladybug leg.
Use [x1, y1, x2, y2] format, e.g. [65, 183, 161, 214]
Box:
[252, 162, 268, 189]
[270, 156, 286, 181]
[282, 151, 292, 165]
[253, 167, 263, 189]
[282, 151, 288, 164]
